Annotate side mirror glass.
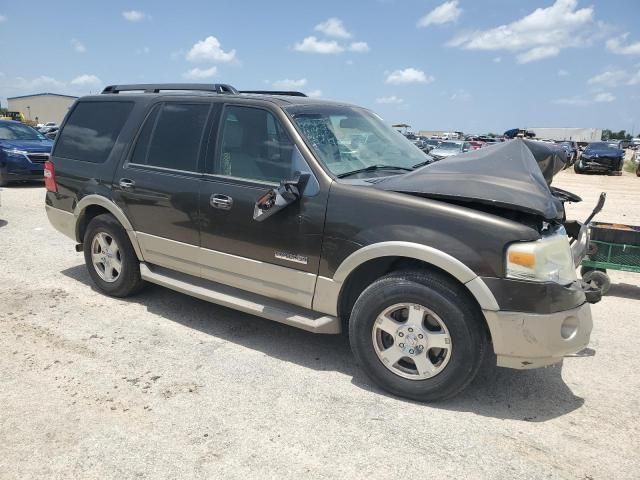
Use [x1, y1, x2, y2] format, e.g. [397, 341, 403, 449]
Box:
[253, 172, 310, 222]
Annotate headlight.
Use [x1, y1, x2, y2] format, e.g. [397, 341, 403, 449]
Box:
[2, 148, 28, 157]
[506, 227, 577, 285]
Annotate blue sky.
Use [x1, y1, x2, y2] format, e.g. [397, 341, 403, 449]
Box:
[1, 0, 639, 134]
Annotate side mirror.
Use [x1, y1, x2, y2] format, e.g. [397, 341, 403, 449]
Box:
[253, 172, 310, 222]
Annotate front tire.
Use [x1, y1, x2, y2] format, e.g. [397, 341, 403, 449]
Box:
[349, 271, 487, 402]
[0, 169, 8, 187]
[83, 214, 144, 297]
[574, 161, 584, 174]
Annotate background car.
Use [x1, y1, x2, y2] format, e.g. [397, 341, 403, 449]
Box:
[574, 141, 625, 175]
[0, 120, 53, 186]
[429, 140, 472, 160]
[557, 140, 579, 166]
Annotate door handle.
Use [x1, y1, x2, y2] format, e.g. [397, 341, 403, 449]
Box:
[119, 178, 136, 190]
[210, 194, 233, 210]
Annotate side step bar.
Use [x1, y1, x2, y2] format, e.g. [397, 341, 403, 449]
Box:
[139, 263, 341, 334]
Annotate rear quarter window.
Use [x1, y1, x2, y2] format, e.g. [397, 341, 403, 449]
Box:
[54, 101, 134, 163]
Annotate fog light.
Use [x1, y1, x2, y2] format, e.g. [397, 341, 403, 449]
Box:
[561, 315, 579, 340]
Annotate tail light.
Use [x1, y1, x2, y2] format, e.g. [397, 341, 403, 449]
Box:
[44, 160, 57, 192]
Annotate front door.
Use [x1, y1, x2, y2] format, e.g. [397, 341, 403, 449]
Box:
[113, 100, 214, 276]
[199, 104, 328, 308]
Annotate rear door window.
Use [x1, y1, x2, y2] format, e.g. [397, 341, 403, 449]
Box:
[132, 103, 210, 172]
[54, 101, 133, 163]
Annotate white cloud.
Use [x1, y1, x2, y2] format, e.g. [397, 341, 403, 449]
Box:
[70, 74, 102, 87]
[493, 56, 502, 63]
[15, 75, 66, 90]
[349, 41, 370, 53]
[417, 1, 462, 27]
[553, 96, 590, 106]
[448, 0, 594, 63]
[273, 78, 307, 89]
[376, 95, 404, 105]
[558, 69, 569, 76]
[183, 67, 217, 80]
[385, 68, 433, 85]
[136, 46, 151, 55]
[628, 70, 640, 86]
[588, 69, 627, 87]
[0, 14, 7, 22]
[122, 10, 147, 22]
[294, 36, 344, 54]
[450, 89, 471, 101]
[314, 18, 351, 39]
[594, 92, 615, 103]
[307, 90, 323, 98]
[186, 36, 236, 63]
[71, 39, 86, 53]
[516, 46, 560, 64]
[606, 33, 640, 55]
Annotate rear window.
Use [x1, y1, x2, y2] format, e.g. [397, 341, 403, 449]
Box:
[54, 101, 133, 163]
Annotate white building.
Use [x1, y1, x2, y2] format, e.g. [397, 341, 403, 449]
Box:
[7, 93, 78, 125]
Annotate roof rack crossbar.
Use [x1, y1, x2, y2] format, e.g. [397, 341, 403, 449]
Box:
[239, 90, 307, 97]
[101, 83, 239, 95]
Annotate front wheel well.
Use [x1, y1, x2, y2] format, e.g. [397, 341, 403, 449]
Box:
[337, 257, 490, 339]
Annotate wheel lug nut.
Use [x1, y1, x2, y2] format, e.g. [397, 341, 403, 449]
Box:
[399, 343, 404, 348]
[408, 328, 413, 332]
[409, 349, 414, 354]
[418, 334, 423, 339]
[398, 332, 404, 337]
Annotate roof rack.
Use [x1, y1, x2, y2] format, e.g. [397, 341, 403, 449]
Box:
[101, 83, 239, 94]
[239, 90, 307, 97]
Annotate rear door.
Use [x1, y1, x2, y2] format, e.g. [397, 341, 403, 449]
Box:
[198, 103, 328, 308]
[113, 100, 215, 276]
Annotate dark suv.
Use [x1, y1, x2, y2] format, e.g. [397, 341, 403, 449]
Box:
[45, 84, 600, 401]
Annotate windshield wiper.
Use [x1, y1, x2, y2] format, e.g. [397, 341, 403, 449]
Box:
[411, 158, 436, 169]
[337, 164, 413, 179]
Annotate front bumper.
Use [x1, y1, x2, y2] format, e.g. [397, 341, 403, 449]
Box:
[484, 303, 592, 369]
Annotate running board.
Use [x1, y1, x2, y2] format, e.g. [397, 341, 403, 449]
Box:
[139, 263, 341, 334]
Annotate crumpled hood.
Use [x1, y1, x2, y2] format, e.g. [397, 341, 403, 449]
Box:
[0, 139, 53, 153]
[374, 139, 567, 220]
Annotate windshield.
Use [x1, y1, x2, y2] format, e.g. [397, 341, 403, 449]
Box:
[437, 141, 462, 150]
[286, 105, 429, 177]
[587, 142, 616, 151]
[0, 122, 47, 141]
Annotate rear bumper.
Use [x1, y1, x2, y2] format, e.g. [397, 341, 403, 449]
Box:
[45, 205, 76, 241]
[484, 302, 593, 369]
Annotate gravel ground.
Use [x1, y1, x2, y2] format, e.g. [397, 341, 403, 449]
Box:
[1, 170, 639, 479]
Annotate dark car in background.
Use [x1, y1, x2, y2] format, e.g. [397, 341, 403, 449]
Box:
[557, 141, 578, 166]
[0, 120, 54, 186]
[574, 142, 625, 175]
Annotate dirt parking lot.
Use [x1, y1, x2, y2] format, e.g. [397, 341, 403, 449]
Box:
[1, 169, 639, 480]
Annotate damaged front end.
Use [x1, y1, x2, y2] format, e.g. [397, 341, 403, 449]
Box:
[374, 138, 606, 301]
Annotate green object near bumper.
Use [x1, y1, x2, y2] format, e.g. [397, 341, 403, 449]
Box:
[582, 240, 640, 273]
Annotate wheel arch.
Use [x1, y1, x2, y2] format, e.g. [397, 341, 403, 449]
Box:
[74, 195, 144, 260]
[313, 242, 499, 336]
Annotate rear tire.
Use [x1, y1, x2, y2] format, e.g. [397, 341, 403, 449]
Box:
[83, 214, 144, 297]
[573, 161, 584, 174]
[349, 270, 487, 402]
[0, 170, 8, 187]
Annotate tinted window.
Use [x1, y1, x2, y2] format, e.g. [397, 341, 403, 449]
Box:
[54, 101, 133, 163]
[139, 103, 210, 171]
[130, 105, 160, 165]
[216, 106, 295, 182]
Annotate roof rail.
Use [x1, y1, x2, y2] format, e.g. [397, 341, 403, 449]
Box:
[239, 90, 307, 97]
[101, 83, 239, 94]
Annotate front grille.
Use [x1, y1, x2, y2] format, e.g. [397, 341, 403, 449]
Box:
[27, 153, 50, 164]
